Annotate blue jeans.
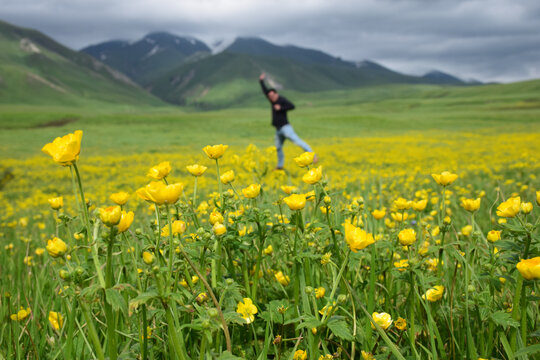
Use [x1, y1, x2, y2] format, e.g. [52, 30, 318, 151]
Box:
[275, 124, 313, 168]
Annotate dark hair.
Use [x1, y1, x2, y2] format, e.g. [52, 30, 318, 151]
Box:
[266, 88, 277, 95]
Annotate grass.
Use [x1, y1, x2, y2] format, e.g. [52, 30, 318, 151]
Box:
[2, 81, 539, 159]
[1, 79, 539, 359]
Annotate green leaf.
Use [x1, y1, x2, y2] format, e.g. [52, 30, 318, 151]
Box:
[490, 310, 520, 329]
[128, 290, 159, 314]
[294, 315, 320, 330]
[105, 288, 128, 317]
[514, 343, 540, 357]
[217, 351, 244, 360]
[327, 318, 354, 341]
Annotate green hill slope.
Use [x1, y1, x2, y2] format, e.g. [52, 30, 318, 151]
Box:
[149, 52, 426, 108]
[0, 20, 163, 106]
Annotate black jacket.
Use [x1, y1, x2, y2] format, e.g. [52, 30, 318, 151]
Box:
[260, 79, 295, 129]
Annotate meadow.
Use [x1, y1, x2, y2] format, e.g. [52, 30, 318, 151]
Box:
[1, 82, 539, 359]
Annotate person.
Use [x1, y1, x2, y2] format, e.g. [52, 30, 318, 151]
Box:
[259, 73, 317, 170]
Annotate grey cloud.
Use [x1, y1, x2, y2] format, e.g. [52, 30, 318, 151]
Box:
[1, 0, 539, 82]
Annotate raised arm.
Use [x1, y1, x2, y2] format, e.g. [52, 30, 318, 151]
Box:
[259, 73, 269, 95]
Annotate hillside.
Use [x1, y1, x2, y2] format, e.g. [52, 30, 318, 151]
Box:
[82, 32, 211, 85]
[82, 35, 472, 108]
[0, 20, 163, 106]
[149, 51, 434, 108]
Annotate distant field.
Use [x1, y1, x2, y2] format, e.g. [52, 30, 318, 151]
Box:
[1, 81, 539, 158]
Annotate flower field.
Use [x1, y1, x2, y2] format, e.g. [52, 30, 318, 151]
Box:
[1, 129, 539, 359]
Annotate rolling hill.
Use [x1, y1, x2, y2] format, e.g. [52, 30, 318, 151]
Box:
[81, 32, 211, 85]
[0, 19, 163, 106]
[83, 35, 472, 108]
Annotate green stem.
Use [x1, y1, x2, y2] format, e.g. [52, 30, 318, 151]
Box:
[105, 229, 117, 360]
[178, 246, 232, 352]
[72, 163, 106, 289]
[80, 300, 105, 360]
[165, 305, 186, 360]
[251, 220, 265, 300]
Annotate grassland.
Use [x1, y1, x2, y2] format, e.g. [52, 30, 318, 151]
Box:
[1, 80, 539, 159]
[1, 80, 540, 359]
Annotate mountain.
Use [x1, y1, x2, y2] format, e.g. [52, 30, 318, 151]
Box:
[148, 51, 427, 108]
[422, 70, 465, 85]
[80, 33, 473, 108]
[225, 37, 354, 67]
[0, 19, 163, 106]
[81, 32, 211, 85]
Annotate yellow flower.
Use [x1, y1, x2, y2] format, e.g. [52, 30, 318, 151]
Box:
[137, 181, 184, 205]
[371, 312, 392, 330]
[461, 225, 473, 237]
[203, 144, 228, 159]
[304, 190, 316, 201]
[391, 212, 408, 222]
[321, 252, 332, 265]
[422, 285, 444, 302]
[213, 223, 227, 236]
[242, 184, 261, 198]
[186, 164, 207, 177]
[147, 161, 171, 180]
[319, 303, 335, 316]
[302, 166, 323, 185]
[220, 170, 235, 184]
[24, 256, 33, 266]
[49, 311, 64, 330]
[412, 199, 428, 211]
[536, 190, 540, 206]
[344, 223, 374, 252]
[110, 191, 130, 205]
[293, 350, 308, 360]
[236, 298, 257, 324]
[209, 211, 224, 225]
[398, 228, 416, 246]
[275, 271, 290, 286]
[371, 208, 386, 220]
[426, 258, 441, 271]
[461, 198, 481, 212]
[196, 292, 208, 304]
[431, 171, 458, 186]
[117, 211, 134, 233]
[496, 196, 521, 218]
[418, 241, 429, 256]
[263, 245, 273, 255]
[160, 220, 186, 236]
[10, 307, 31, 321]
[394, 197, 412, 210]
[516, 257, 540, 280]
[487, 230, 501, 242]
[315, 287, 326, 299]
[99, 206, 122, 227]
[294, 152, 315, 168]
[48, 196, 63, 210]
[280, 185, 297, 194]
[283, 194, 306, 210]
[35, 248, 45, 256]
[142, 251, 155, 265]
[361, 351, 375, 360]
[395, 317, 407, 331]
[46, 237, 68, 258]
[41, 130, 83, 166]
[521, 202, 533, 214]
[394, 259, 409, 272]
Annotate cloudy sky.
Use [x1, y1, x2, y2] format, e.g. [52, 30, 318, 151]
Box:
[2, 0, 540, 82]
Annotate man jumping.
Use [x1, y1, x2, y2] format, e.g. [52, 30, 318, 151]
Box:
[259, 73, 317, 170]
